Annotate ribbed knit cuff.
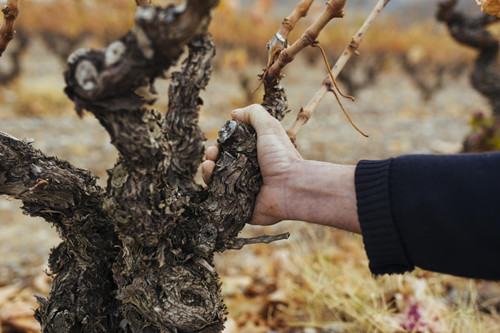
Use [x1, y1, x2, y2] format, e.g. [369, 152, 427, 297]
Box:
[355, 159, 414, 275]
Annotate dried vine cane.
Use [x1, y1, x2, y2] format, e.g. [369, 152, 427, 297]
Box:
[312, 40, 368, 137]
[287, 0, 391, 142]
[253, 0, 316, 93]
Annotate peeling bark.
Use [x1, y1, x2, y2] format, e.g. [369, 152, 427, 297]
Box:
[0, 132, 121, 332]
[0, 0, 292, 332]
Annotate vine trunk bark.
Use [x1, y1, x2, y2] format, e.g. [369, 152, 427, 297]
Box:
[0, 1, 289, 332]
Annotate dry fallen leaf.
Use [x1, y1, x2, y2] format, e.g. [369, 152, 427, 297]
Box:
[0, 297, 40, 333]
[476, 0, 500, 17]
[0, 285, 22, 305]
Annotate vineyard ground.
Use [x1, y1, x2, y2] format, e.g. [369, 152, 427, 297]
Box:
[0, 35, 498, 332]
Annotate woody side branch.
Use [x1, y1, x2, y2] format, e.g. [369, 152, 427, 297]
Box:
[266, 0, 346, 82]
[287, 0, 391, 141]
[263, 0, 314, 79]
[268, 0, 314, 60]
[278, 0, 315, 40]
[0, 0, 18, 56]
[0, 131, 121, 332]
[437, 0, 500, 115]
[64, 0, 219, 167]
[256, 0, 314, 107]
[166, 33, 215, 186]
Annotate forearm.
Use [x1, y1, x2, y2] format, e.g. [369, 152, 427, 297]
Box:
[285, 160, 361, 233]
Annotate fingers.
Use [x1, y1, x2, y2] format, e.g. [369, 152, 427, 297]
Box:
[231, 104, 284, 137]
[202, 145, 219, 185]
[205, 145, 218, 161]
[202, 160, 215, 185]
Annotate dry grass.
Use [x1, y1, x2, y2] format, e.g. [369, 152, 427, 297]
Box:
[219, 224, 500, 332]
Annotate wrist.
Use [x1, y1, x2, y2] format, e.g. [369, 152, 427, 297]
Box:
[284, 160, 361, 233]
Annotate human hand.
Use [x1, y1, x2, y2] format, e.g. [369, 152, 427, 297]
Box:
[202, 104, 303, 225]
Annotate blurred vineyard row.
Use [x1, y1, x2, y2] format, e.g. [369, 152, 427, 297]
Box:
[1, 0, 498, 118]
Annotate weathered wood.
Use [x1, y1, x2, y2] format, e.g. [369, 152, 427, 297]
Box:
[0, 131, 121, 332]
[437, 0, 500, 116]
[1, 0, 292, 331]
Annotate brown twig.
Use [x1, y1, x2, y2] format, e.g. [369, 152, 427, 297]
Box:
[313, 41, 354, 101]
[253, 0, 315, 93]
[226, 232, 291, 250]
[312, 41, 367, 137]
[265, 0, 347, 84]
[278, 0, 315, 41]
[0, 0, 18, 57]
[13, 179, 49, 199]
[287, 0, 390, 142]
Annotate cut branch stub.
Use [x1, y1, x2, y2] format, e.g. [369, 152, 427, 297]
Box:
[266, 0, 346, 82]
[64, 0, 219, 114]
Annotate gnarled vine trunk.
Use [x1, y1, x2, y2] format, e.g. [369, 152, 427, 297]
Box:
[437, 0, 500, 152]
[437, 0, 500, 115]
[0, 1, 289, 332]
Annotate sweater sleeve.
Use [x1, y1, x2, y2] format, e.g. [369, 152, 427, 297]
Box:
[355, 152, 500, 280]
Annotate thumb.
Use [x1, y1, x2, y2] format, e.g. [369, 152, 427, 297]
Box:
[231, 104, 284, 137]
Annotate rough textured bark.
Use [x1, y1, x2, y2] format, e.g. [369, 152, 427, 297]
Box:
[1, 1, 290, 332]
[0, 131, 121, 332]
[437, 0, 500, 116]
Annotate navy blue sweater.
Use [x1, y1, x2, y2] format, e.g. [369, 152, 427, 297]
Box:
[355, 152, 500, 280]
